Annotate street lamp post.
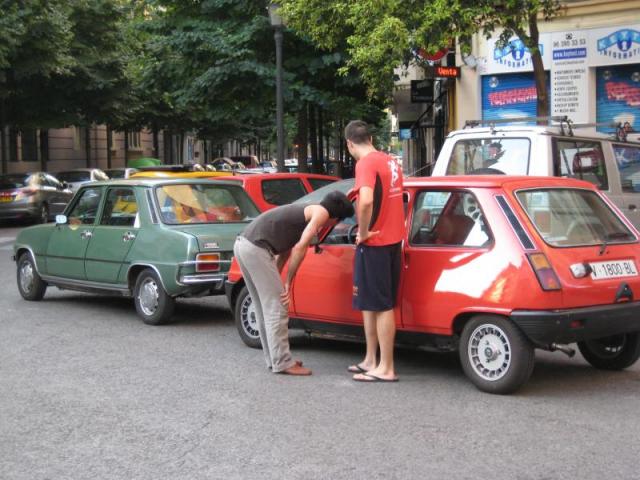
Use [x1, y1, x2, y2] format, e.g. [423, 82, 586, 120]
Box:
[268, 2, 285, 173]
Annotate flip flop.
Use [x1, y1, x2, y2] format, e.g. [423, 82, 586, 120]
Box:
[353, 373, 399, 383]
[347, 364, 368, 373]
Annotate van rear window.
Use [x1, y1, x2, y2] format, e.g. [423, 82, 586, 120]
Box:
[446, 138, 530, 175]
[516, 188, 635, 247]
[552, 139, 608, 190]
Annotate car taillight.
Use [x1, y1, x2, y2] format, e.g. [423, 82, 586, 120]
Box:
[527, 253, 562, 291]
[196, 253, 220, 272]
[15, 188, 37, 201]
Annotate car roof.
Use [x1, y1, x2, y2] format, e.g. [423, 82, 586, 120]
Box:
[218, 172, 338, 183]
[81, 178, 246, 188]
[447, 126, 640, 145]
[405, 175, 598, 190]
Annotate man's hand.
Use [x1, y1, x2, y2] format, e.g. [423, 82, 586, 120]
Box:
[356, 229, 380, 245]
[280, 281, 291, 307]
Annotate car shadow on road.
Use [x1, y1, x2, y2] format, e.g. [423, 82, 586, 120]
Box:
[42, 293, 233, 327]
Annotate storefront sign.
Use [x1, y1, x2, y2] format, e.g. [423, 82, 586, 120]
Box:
[411, 80, 433, 103]
[480, 34, 552, 75]
[590, 25, 640, 66]
[551, 31, 589, 123]
[424, 66, 461, 78]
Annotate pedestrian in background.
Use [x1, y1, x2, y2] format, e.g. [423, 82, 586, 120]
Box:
[345, 120, 404, 382]
[234, 192, 354, 376]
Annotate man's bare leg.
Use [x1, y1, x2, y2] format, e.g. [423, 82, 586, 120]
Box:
[354, 309, 397, 380]
[348, 310, 378, 372]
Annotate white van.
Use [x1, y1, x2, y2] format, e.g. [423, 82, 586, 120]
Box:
[431, 120, 640, 228]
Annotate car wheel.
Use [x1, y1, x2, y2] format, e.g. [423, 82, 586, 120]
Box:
[234, 286, 262, 348]
[459, 315, 534, 394]
[577, 333, 640, 370]
[133, 269, 175, 325]
[17, 252, 47, 301]
[37, 204, 49, 224]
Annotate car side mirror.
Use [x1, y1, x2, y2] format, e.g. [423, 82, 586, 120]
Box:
[55, 214, 68, 225]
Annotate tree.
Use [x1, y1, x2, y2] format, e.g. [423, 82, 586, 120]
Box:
[281, 0, 561, 117]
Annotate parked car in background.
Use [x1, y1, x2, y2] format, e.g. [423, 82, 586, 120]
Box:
[130, 169, 232, 179]
[227, 176, 640, 394]
[13, 178, 260, 325]
[0, 172, 73, 223]
[218, 172, 338, 211]
[432, 118, 640, 229]
[55, 168, 110, 193]
[229, 155, 259, 169]
[104, 168, 139, 179]
[210, 157, 246, 172]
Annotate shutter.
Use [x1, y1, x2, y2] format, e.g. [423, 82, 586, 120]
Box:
[481, 73, 549, 123]
[596, 63, 640, 133]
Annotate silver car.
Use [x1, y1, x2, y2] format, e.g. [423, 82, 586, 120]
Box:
[55, 168, 110, 193]
[0, 172, 74, 223]
[103, 167, 138, 179]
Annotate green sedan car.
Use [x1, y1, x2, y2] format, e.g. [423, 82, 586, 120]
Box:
[13, 178, 259, 324]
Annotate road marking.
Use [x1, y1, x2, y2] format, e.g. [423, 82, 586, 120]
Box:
[0, 236, 15, 243]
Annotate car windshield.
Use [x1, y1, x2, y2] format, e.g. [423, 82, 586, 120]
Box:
[57, 171, 91, 182]
[446, 138, 530, 175]
[155, 183, 259, 224]
[293, 178, 354, 205]
[0, 174, 33, 189]
[516, 188, 636, 247]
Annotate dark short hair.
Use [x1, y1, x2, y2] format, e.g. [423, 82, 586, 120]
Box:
[344, 120, 372, 145]
[320, 191, 354, 219]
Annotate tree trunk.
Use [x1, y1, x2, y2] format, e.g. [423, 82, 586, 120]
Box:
[309, 104, 318, 173]
[527, 13, 548, 122]
[296, 104, 308, 173]
[318, 108, 324, 172]
[106, 126, 112, 169]
[85, 125, 91, 168]
[124, 129, 129, 165]
[0, 101, 6, 174]
[9, 127, 18, 163]
[153, 124, 159, 159]
[39, 129, 48, 172]
[179, 132, 185, 164]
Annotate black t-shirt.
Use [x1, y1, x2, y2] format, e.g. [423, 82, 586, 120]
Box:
[242, 203, 307, 254]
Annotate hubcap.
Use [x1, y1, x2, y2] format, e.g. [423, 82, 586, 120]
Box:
[240, 293, 259, 339]
[19, 261, 34, 293]
[138, 278, 159, 316]
[468, 324, 512, 381]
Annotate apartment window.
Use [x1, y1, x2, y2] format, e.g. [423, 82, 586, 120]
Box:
[128, 131, 141, 150]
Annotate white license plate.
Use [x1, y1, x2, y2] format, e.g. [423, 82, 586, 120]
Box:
[590, 259, 638, 280]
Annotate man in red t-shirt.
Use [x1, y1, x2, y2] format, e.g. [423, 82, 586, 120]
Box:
[345, 120, 404, 382]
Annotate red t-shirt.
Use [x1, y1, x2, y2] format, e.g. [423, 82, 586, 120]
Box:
[354, 151, 404, 246]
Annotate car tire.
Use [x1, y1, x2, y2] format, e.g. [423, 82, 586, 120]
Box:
[133, 269, 175, 325]
[234, 286, 262, 349]
[37, 203, 49, 224]
[17, 252, 47, 301]
[577, 333, 640, 370]
[459, 315, 535, 394]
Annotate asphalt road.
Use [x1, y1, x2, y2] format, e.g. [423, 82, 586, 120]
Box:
[1, 223, 639, 480]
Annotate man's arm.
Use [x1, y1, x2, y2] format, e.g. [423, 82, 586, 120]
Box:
[356, 186, 378, 244]
[275, 250, 291, 273]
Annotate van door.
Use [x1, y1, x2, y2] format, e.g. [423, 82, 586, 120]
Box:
[611, 143, 640, 228]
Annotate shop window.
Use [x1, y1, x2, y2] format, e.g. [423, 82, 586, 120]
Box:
[614, 144, 640, 192]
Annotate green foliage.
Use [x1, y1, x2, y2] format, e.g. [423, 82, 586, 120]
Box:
[282, 0, 561, 101]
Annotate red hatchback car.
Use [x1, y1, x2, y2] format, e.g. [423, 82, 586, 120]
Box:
[225, 176, 640, 394]
[219, 173, 338, 211]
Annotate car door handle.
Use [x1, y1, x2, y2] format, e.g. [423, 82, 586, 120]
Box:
[123, 232, 136, 242]
[80, 230, 93, 239]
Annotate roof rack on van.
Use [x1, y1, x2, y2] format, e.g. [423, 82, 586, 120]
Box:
[464, 116, 573, 134]
[463, 116, 632, 140]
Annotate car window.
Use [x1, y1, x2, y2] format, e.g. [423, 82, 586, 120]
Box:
[67, 187, 103, 225]
[323, 206, 357, 245]
[44, 174, 62, 188]
[516, 188, 635, 246]
[613, 144, 640, 193]
[553, 139, 608, 190]
[0, 174, 33, 189]
[446, 138, 530, 175]
[308, 178, 336, 190]
[261, 179, 307, 206]
[410, 190, 491, 247]
[155, 184, 259, 224]
[57, 171, 91, 183]
[101, 188, 138, 227]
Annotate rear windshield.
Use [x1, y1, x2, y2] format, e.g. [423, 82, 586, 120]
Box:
[0, 174, 33, 189]
[261, 179, 307, 206]
[516, 188, 635, 247]
[446, 138, 530, 175]
[57, 171, 90, 182]
[155, 183, 259, 224]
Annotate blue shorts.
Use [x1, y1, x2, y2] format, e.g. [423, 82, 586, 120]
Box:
[352, 242, 402, 312]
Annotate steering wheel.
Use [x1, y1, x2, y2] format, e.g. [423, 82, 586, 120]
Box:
[347, 224, 358, 244]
